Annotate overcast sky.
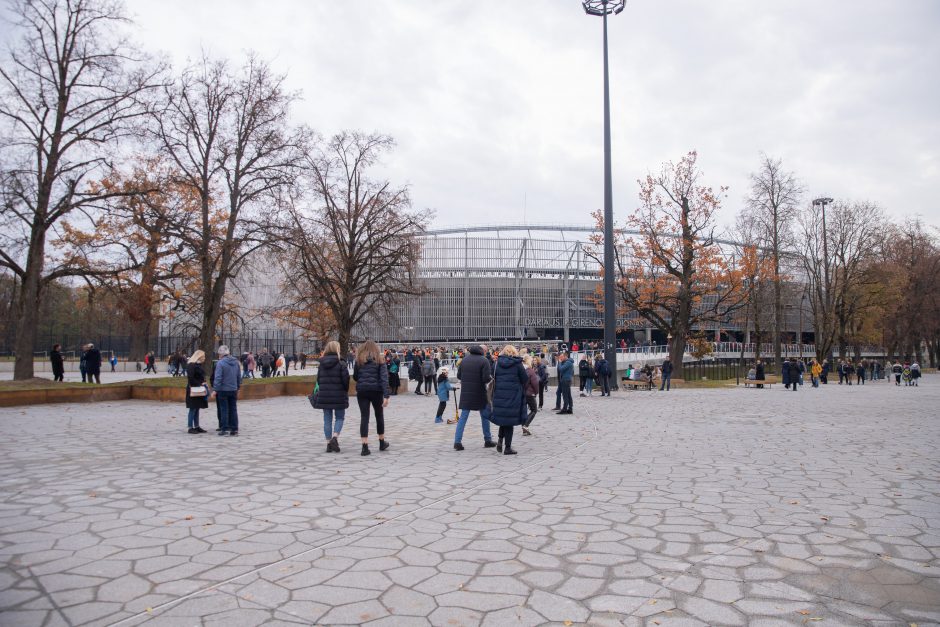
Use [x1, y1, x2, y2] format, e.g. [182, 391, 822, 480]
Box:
[53, 2, 940, 229]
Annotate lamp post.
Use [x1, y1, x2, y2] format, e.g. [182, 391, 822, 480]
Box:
[583, 0, 625, 389]
[812, 197, 833, 362]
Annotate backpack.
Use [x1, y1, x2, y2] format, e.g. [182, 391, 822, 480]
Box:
[422, 359, 435, 377]
[389, 362, 399, 374]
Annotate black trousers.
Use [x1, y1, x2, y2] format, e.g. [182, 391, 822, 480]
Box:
[560, 382, 573, 411]
[436, 400, 447, 418]
[498, 425, 514, 450]
[538, 381, 546, 408]
[414, 378, 423, 393]
[524, 397, 537, 427]
[424, 375, 434, 394]
[357, 391, 385, 437]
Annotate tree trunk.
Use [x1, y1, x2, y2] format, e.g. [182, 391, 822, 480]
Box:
[12, 235, 46, 380]
[128, 315, 152, 361]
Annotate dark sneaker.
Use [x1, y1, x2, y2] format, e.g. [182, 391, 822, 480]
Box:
[330, 436, 340, 453]
[484, 440, 497, 448]
[228, 431, 238, 437]
[379, 440, 389, 451]
[434, 418, 444, 423]
[454, 442, 464, 451]
[496, 439, 503, 453]
[195, 427, 207, 433]
[504, 448, 518, 455]
[326, 442, 333, 453]
[188, 428, 198, 434]
[217, 430, 228, 436]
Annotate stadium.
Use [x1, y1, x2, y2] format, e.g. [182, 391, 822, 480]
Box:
[158, 224, 812, 355]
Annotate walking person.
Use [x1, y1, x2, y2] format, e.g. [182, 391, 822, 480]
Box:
[422, 354, 436, 395]
[387, 353, 401, 395]
[582, 356, 595, 396]
[410, 349, 424, 395]
[856, 360, 866, 385]
[185, 350, 209, 434]
[788, 358, 798, 391]
[434, 367, 454, 424]
[50, 344, 65, 382]
[491, 345, 527, 455]
[578, 355, 591, 396]
[810, 358, 821, 388]
[454, 344, 496, 450]
[594, 354, 611, 396]
[213, 345, 242, 436]
[522, 355, 540, 436]
[535, 356, 549, 408]
[110, 353, 117, 372]
[246, 352, 256, 378]
[314, 341, 349, 453]
[353, 340, 390, 456]
[85, 344, 102, 384]
[660, 357, 673, 391]
[555, 352, 574, 414]
[782, 358, 792, 390]
[892, 361, 903, 385]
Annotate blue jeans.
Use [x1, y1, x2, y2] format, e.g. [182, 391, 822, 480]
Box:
[454, 408, 493, 444]
[187, 407, 200, 428]
[559, 382, 573, 410]
[216, 391, 239, 432]
[323, 408, 345, 440]
[585, 378, 594, 394]
[660, 374, 671, 391]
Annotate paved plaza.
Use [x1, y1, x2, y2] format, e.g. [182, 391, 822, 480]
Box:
[1, 378, 939, 626]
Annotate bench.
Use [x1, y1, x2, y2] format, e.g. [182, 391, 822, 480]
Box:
[743, 375, 779, 388]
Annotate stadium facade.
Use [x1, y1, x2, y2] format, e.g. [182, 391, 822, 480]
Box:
[159, 224, 812, 354]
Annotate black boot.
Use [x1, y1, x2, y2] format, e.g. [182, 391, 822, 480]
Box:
[330, 436, 340, 453]
[496, 437, 503, 453]
[379, 439, 389, 451]
[454, 442, 464, 451]
[361, 443, 370, 456]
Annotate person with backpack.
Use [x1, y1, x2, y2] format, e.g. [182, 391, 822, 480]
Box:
[578, 355, 591, 396]
[353, 340, 391, 456]
[387, 352, 401, 395]
[434, 367, 454, 424]
[490, 345, 527, 455]
[422, 353, 436, 395]
[258, 349, 273, 378]
[535, 356, 549, 408]
[521, 355, 540, 436]
[594, 354, 611, 396]
[313, 341, 350, 453]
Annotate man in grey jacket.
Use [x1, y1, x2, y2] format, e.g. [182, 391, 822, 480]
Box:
[213, 345, 243, 436]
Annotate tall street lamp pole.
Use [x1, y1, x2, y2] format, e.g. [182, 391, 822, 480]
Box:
[583, 0, 625, 389]
[812, 197, 833, 362]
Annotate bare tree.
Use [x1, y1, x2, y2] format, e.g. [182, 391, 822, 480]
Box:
[743, 154, 802, 370]
[731, 210, 776, 364]
[602, 151, 747, 378]
[155, 54, 307, 360]
[798, 199, 885, 362]
[278, 132, 428, 354]
[0, 0, 164, 379]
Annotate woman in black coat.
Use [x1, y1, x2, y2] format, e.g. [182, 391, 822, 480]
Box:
[315, 341, 350, 453]
[353, 340, 391, 456]
[489, 345, 528, 456]
[185, 350, 209, 433]
[50, 344, 65, 382]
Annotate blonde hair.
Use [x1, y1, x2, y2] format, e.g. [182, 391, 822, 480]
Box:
[523, 355, 533, 367]
[356, 340, 382, 365]
[501, 344, 518, 356]
[323, 341, 341, 356]
[188, 350, 206, 364]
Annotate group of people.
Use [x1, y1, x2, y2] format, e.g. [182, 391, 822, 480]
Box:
[746, 356, 925, 390]
[238, 349, 309, 379]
